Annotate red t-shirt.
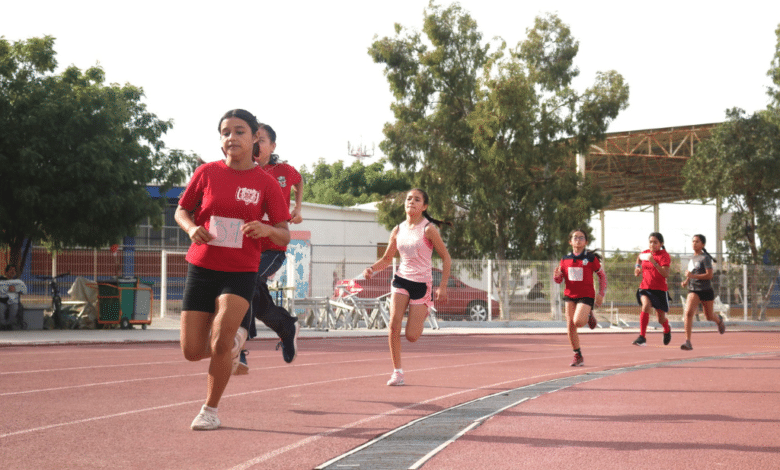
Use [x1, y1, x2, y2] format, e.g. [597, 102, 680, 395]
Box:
[639, 249, 671, 291]
[260, 162, 301, 252]
[179, 160, 290, 272]
[558, 252, 602, 299]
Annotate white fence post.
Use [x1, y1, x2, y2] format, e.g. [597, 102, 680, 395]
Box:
[743, 264, 748, 321]
[487, 260, 493, 322]
[286, 252, 295, 300]
[160, 250, 168, 319]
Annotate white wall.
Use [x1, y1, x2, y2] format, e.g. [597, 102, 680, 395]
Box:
[294, 202, 392, 296]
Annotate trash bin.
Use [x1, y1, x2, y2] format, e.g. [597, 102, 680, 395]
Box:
[96, 277, 153, 329]
[97, 282, 121, 327]
[21, 304, 47, 330]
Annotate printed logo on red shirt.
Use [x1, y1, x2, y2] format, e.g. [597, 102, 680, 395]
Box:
[235, 187, 260, 205]
[277, 176, 287, 188]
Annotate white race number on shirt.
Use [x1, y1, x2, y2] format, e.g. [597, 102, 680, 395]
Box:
[207, 216, 243, 248]
[568, 267, 584, 282]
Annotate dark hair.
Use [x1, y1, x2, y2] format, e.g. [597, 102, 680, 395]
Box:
[569, 229, 601, 260]
[258, 123, 281, 165]
[569, 229, 588, 242]
[248, 122, 282, 164]
[409, 188, 452, 228]
[649, 232, 666, 251]
[693, 234, 717, 263]
[258, 123, 276, 143]
[218, 109, 261, 157]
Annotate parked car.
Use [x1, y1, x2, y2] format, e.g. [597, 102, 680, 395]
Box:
[334, 266, 500, 320]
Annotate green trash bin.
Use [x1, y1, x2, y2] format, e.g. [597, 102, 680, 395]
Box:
[97, 283, 121, 326]
[97, 277, 152, 329]
[118, 278, 137, 328]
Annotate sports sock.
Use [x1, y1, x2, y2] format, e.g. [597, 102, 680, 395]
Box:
[574, 348, 581, 355]
[639, 311, 649, 337]
[662, 319, 670, 334]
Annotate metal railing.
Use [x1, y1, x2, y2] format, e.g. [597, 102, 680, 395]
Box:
[4, 246, 779, 323]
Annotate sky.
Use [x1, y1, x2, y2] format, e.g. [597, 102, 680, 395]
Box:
[3, 1, 779, 256]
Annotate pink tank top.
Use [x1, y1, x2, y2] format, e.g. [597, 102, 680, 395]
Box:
[395, 220, 433, 283]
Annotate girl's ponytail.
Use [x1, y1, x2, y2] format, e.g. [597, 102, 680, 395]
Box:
[422, 210, 452, 228]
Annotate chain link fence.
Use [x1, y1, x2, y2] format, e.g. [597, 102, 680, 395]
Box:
[4, 246, 779, 323]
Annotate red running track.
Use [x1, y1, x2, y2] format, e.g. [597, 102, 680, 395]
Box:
[1, 330, 778, 469]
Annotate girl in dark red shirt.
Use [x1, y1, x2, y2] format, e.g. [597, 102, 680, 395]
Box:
[632, 232, 672, 346]
[234, 124, 304, 375]
[553, 229, 607, 366]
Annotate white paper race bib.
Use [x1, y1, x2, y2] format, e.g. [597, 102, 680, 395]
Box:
[639, 252, 652, 261]
[568, 267, 584, 282]
[207, 216, 243, 249]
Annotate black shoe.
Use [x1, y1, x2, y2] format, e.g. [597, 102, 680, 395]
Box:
[234, 349, 249, 375]
[632, 335, 646, 346]
[663, 331, 671, 346]
[276, 319, 299, 363]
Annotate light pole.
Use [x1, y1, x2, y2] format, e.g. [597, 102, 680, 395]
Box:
[682, 234, 691, 255]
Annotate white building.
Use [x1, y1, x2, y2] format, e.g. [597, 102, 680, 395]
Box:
[286, 202, 392, 297]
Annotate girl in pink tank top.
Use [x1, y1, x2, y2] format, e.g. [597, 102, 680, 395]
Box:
[363, 189, 452, 386]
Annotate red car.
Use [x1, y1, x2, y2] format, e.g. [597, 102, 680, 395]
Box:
[334, 266, 500, 321]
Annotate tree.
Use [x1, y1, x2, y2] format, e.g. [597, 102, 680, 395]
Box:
[682, 24, 780, 319]
[368, 3, 628, 262]
[683, 109, 780, 265]
[300, 158, 411, 206]
[0, 36, 196, 272]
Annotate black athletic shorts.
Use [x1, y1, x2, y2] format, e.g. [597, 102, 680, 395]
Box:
[182, 263, 257, 313]
[564, 296, 595, 307]
[689, 289, 715, 302]
[636, 288, 670, 312]
[392, 275, 428, 301]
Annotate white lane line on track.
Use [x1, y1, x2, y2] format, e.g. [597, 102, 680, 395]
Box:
[0, 373, 204, 397]
[227, 365, 601, 470]
[225, 353, 669, 470]
[0, 340, 696, 395]
[0, 353, 451, 396]
[0, 346, 688, 442]
[0, 360, 184, 375]
[0, 350, 590, 440]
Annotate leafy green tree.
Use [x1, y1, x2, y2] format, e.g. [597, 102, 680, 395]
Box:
[369, 4, 628, 318]
[683, 24, 780, 319]
[369, 3, 628, 262]
[300, 158, 411, 206]
[683, 109, 780, 265]
[0, 36, 197, 272]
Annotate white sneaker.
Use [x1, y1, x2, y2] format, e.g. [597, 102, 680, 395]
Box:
[230, 328, 248, 374]
[386, 370, 404, 386]
[232, 327, 248, 358]
[190, 405, 220, 430]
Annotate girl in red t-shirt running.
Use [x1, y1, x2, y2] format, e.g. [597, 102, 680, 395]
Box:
[233, 124, 303, 375]
[633, 232, 672, 346]
[553, 229, 607, 367]
[175, 109, 290, 430]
